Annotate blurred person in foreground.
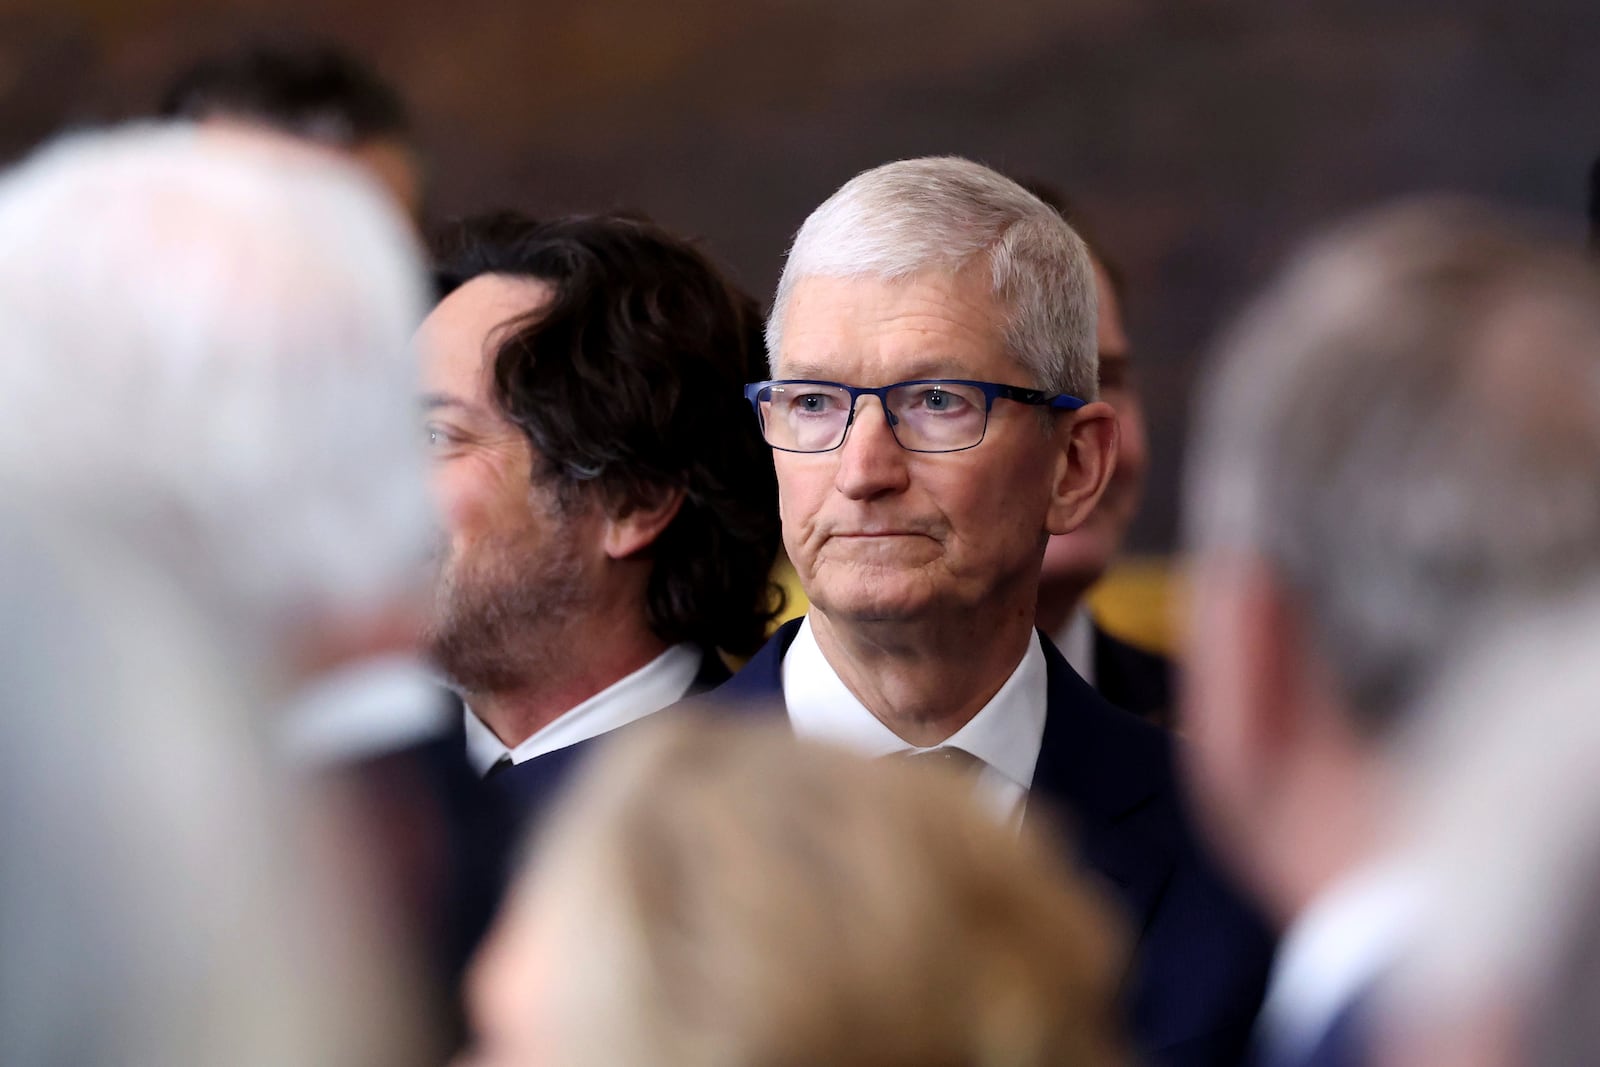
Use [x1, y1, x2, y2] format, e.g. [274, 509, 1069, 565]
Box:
[1021, 180, 1170, 726]
[712, 156, 1274, 1067]
[160, 40, 426, 226]
[0, 506, 412, 1067]
[419, 212, 780, 836]
[465, 716, 1129, 1067]
[1375, 586, 1600, 1067]
[1181, 199, 1600, 1067]
[0, 125, 437, 1060]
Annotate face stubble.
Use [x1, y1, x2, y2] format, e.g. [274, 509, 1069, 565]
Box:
[425, 483, 590, 696]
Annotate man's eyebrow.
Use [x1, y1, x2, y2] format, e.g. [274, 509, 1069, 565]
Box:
[420, 392, 471, 412]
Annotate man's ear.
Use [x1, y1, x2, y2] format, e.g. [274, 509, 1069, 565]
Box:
[1044, 400, 1118, 536]
[601, 485, 687, 560]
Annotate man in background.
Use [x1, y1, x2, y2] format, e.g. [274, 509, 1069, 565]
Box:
[1181, 199, 1600, 1067]
[1588, 151, 1599, 252]
[160, 40, 426, 226]
[1021, 181, 1171, 726]
[419, 212, 780, 824]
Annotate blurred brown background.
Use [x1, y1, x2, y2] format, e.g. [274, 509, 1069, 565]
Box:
[4, 0, 1597, 552]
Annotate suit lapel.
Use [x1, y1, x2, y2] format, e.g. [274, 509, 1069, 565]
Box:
[1026, 634, 1176, 940]
[700, 617, 799, 718]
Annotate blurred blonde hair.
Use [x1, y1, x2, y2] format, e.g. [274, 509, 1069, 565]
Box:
[494, 714, 1128, 1067]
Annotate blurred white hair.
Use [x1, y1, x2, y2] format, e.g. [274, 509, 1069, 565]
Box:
[0, 123, 432, 637]
[0, 503, 427, 1066]
[1185, 199, 1600, 733]
[768, 156, 1098, 397]
[1382, 585, 1600, 1066]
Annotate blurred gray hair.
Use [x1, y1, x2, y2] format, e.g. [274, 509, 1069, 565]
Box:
[1383, 584, 1600, 1066]
[0, 504, 428, 1066]
[1185, 199, 1600, 734]
[768, 157, 1099, 397]
[0, 123, 432, 637]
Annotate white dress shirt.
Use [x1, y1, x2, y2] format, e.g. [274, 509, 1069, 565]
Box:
[781, 616, 1048, 823]
[464, 643, 703, 776]
[1253, 859, 1425, 1064]
[1050, 604, 1097, 689]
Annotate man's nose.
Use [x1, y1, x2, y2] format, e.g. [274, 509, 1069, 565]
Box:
[833, 394, 910, 500]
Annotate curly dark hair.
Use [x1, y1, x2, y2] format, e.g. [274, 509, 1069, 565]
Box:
[433, 212, 782, 655]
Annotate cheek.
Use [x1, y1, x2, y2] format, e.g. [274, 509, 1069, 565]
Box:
[436, 455, 534, 544]
[774, 459, 826, 536]
[429, 461, 482, 536]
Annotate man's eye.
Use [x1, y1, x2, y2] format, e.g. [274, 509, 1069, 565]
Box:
[424, 422, 459, 449]
[915, 388, 965, 413]
[793, 393, 837, 414]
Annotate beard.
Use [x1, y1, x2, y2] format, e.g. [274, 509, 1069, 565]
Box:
[424, 522, 588, 696]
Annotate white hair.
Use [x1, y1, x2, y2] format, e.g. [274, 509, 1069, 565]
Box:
[0, 123, 432, 636]
[768, 157, 1098, 397]
[1185, 198, 1600, 733]
[1382, 584, 1600, 1065]
[0, 503, 428, 1065]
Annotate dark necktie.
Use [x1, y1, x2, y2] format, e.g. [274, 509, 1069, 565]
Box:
[482, 755, 514, 781]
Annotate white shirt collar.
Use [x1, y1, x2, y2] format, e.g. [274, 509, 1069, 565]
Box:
[463, 643, 703, 776]
[1255, 859, 1425, 1062]
[280, 653, 453, 766]
[780, 615, 1047, 822]
[1050, 604, 1097, 689]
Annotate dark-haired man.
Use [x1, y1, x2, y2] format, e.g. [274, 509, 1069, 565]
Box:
[418, 213, 780, 822]
[160, 41, 425, 224]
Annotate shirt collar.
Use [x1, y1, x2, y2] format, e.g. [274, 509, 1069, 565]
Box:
[1256, 859, 1426, 1062]
[463, 643, 703, 776]
[780, 615, 1047, 795]
[1050, 604, 1097, 688]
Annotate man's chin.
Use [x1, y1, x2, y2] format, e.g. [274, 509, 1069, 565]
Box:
[809, 577, 941, 626]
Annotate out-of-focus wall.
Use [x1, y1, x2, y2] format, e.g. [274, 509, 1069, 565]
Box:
[4, 0, 1596, 552]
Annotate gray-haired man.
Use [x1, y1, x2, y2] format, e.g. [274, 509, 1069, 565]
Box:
[1182, 199, 1600, 1067]
[705, 156, 1274, 1067]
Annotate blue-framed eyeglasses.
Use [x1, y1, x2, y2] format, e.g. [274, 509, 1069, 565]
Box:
[743, 378, 1085, 454]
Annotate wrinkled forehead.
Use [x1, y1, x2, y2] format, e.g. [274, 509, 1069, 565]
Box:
[772, 268, 1017, 384]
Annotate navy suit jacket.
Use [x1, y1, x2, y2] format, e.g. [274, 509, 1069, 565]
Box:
[699, 618, 1275, 1067]
[411, 650, 733, 984]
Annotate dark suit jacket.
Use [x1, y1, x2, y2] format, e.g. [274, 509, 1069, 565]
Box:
[377, 651, 732, 985]
[1093, 621, 1175, 729]
[698, 618, 1274, 1067]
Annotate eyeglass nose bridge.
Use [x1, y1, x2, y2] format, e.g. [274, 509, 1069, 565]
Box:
[841, 387, 902, 442]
